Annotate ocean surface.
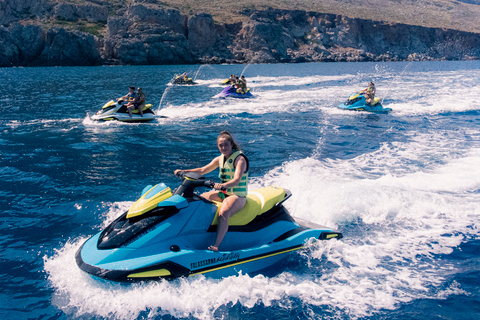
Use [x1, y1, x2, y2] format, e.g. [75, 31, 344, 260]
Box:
[1, 61, 479, 320]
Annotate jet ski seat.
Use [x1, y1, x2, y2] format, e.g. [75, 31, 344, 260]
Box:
[131, 103, 153, 114]
[210, 186, 286, 226]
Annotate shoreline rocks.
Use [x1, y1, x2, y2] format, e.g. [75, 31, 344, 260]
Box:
[0, 2, 479, 67]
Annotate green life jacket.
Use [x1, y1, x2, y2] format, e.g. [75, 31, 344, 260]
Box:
[218, 150, 249, 196]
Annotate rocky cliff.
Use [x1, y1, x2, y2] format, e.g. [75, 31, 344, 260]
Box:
[0, 0, 479, 67]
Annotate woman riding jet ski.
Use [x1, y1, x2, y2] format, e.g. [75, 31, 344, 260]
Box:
[171, 73, 197, 85]
[338, 82, 391, 113]
[75, 172, 342, 281]
[91, 99, 155, 122]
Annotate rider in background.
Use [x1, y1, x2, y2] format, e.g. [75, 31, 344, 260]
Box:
[361, 82, 376, 106]
[238, 75, 247, 94]
[127, 87, 145, 117]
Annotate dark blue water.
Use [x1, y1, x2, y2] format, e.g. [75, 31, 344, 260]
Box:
[1, 61, 479, 319]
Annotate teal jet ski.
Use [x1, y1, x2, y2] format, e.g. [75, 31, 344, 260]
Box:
[76, 172, 342, 281]
[338, 92, 392, 113]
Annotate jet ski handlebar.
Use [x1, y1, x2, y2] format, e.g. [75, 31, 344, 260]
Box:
[174, 171, 223, 198]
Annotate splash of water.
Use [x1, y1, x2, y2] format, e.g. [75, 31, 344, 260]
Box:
[240, 64, 251, 77]
[380, 61, 414, 103]
[194, 64, 223, 81]
[158, 86, 172, 110]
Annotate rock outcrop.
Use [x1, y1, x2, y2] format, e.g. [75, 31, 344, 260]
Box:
[0, 0, 51, 26]
[103, 3, 192, 65]
[54, 2, 108, 22]
[0, 24, 45, 66]
[0, 1, 479, 67]
[38, 28, 102, 66]
[0, 23, 102, 66]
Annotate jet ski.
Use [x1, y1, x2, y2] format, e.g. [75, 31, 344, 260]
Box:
[76, 172, 342, 282]
[219, 85, 253, 99]
[171, 75, 197, 85]
[91, 99, 156, 122]
[338, 92, 392, 113]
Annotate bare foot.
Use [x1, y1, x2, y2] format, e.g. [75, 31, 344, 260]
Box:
[208, 245, 218, 252]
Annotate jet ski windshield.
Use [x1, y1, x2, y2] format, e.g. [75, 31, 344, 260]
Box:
[97, 172, 213, 250]
[345, 95, 362, 105]
[97, 205, 179, 249]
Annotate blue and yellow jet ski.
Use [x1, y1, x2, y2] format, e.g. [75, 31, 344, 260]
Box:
[76, 172, 342, 281]
[91, 99, 156, 122]
[338, 92, 392, 113]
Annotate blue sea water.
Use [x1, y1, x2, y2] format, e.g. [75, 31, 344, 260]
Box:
[1, 61, 479, 320]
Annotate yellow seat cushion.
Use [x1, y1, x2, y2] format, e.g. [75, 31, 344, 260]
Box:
[211, 186, 285, 226]
[131, 104, 152, 113]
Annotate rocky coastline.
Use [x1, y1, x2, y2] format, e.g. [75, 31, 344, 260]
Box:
[1, 0, 479, 67]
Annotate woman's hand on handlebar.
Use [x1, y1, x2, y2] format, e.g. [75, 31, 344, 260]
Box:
[213, 183, 226, 191]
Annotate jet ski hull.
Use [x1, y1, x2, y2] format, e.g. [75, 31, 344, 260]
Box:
[338, 93, 392, 113]
[219, 85, 253, 99]
[76, 220, 341, 281]
[91, 100, 156, 122]
[91, 113, 156, 122]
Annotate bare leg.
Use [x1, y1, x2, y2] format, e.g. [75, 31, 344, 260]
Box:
[138, 105, 144, 117]
[127, 105, 133, 117]
[208, 195, 246, 251]
[201, 190, 222, 202]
